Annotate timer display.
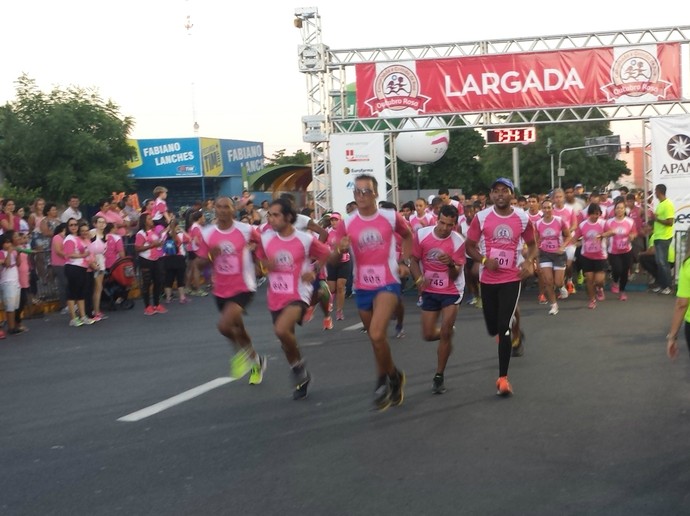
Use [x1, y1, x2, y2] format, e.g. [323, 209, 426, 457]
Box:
[485, 127, 537, 144]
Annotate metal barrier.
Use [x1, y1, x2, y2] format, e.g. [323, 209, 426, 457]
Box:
[674, 229, 688, 284]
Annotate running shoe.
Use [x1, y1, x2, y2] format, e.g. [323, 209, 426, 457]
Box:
[548, 303, 559, 315]
[596, 287, 605, 301]
[538, 293, 548, 304]
[511, 331, 525, 357]
[302, 305, 315, 324]
[619, 293, 628, 301]
[373, 377, 391, 411]
[389, 369, 406, 406]
[179, 297, 190, 304]
[588, 299, 597, 309]
[610, 282, 620, 294]
[155, 304, 168, 314]
[336, 309, 344, 321]
[81, 317, 95, 325]
[558, 286, 569, 300]
[567, 280, 576, 294]
[69, 317, 83, 327]
[496, 376, 513, 396]
[323, 316, 333, 330]
[230, 349, 252, 379]
[650, 285, 661, 293]
[144, 305, 156, 316]
[9, 327, 27, 336]
[466, 295, 477, 306]
[248, 355, 267, 385]
[395, 325, 405, 339]
[577, 271, 584, 285]
[432, 373, 446, 395]
[659, 287, 673, 295]
[292, 366, 311, 400]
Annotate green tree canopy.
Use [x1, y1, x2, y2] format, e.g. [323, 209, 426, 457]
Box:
[266, 148, 311, 166]
[0, 74, 135, 206]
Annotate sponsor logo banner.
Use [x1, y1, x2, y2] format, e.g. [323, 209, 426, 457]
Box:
[651, 114, 690, 230]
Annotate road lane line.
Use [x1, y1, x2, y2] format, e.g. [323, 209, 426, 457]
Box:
[343, 322, 364, 331]
[117, 377, 235, 422]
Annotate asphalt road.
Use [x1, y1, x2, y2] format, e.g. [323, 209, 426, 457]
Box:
[1, 282, 689, 516]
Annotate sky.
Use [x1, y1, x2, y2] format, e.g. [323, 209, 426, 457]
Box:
[1, 1, 686, 157]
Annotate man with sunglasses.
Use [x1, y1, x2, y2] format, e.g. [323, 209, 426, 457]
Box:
[330, 174, 413, 411]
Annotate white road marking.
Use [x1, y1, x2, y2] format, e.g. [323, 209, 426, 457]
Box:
[343, 322, 364, 331]
[117, 377, 235, 422]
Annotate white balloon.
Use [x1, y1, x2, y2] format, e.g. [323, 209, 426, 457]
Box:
[395, 120, 449, 165]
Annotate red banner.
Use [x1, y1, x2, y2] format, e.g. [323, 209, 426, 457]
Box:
[356, 44, 682, 117]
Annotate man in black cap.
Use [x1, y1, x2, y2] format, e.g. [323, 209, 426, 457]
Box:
[465, 178, 537, 396]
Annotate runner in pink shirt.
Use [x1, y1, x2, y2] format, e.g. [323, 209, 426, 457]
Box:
[330, 174, 412, 411]
[409, 198, 435, 233]
[535, 200, 572, 315]
[552, 188, 578, 296]
[134, 213, 168, 315]
[574, 203, 608, 309]
[409, 204, 466, 394]
[255, 198, 330, 400]
[603, 199, 637, 301]
[325, 213, 350, 322]
[195, 197, 266, 386]
[466, 178, 537, 396]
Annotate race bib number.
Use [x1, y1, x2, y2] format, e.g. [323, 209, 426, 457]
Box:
[544, 240, 558, 252]
[615, 238, 629, 251]
[585, 240, 602, 254]
[489, 248, 514, 269]
[424, 270, 449, 289]
[359, 265, 385, 287]
[270, 272, 294, 293]
[215, 253, 240, 275]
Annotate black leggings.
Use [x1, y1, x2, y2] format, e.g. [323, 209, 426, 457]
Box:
[480, 280, 521, 377]
[608, 252, 633, 292]
[139, 257, 164, 307]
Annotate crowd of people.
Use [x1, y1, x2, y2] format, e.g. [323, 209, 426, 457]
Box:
[1, 178, 685, 409]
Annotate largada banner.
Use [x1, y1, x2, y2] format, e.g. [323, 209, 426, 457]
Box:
[128, 138, 263, 179]
[330, 133, 387, 215]
[651, 114, 690, 230]
[356, 43, 682, 117]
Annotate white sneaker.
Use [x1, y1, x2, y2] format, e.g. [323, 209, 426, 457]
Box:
[548, 303, 559, 315]
[659, 287, 673, 295]
[559, 287, 569, 299]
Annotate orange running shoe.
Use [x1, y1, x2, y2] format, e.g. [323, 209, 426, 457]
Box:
[566, 281, 575, 294]
[323, 316, 333, 330]
[496, 376, 513, 396]
[538, 293, 547, 304]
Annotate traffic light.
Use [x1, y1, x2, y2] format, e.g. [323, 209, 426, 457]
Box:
[626, 142, 630, 153]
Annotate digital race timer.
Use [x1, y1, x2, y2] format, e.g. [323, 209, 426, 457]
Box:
[485, 127, 537, 144]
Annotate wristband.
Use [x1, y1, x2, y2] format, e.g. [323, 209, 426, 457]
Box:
[481, 256, 487, 265]
[415, 276, 423, 286]
[667, 333, 678, 340]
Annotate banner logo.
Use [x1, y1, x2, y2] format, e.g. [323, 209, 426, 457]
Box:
[667, 134, 690, 161]
[601, 49, 671, 101]
[364, 65, 430, 115]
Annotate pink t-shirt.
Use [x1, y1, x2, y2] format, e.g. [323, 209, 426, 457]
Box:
[195, 222, 261, 298]
[527, 211, 543, 224]
[63, 234, 89, 268]
[97, 209, 126, 237]
[412, 226, 466, 296]
[409, 212, 435, 233]
[18, 251, 30, 289]
[605, 217, 636, 255]
[89, 236, 107, 271]
[188, 222, 203, 252]
[552, 205, 576, 230]
[51, 234, 66, 266]
[466, 207, 535, 285]
[326, 227, 350, 263]
[151, 198, 168, 222]
[576, 219, 607, 260]
[0, 249, 19, 283]
[535, 216, 568, 253]
[135, 230, 163, 261]
[334, 208, 411, 291]
[256, 229, 330, 312]
[105, 234, 124, 269]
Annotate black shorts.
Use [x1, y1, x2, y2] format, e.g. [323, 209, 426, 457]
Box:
[421, 292, 462, 311]
[270, 301, 308, 325]
[327, 260, 352, 282]
[215, 291, 254, 311]
[579, 256, 607, 273]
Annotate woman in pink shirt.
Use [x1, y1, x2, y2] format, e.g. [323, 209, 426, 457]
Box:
[603, 199, 637, 301]
[89, 216, 108, 321]
[63, 219, 95, 326]
[574, 204, 608, 309]
[135, 213, 167, 315]
[535, 200, 572, 315]
[50, 222, 68, 312]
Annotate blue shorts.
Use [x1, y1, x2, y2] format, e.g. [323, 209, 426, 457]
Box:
[355, 283, 401, 311]
[421, 292, 462, 312]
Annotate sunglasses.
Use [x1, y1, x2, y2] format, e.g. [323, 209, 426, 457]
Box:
[353, 188, 374, 196]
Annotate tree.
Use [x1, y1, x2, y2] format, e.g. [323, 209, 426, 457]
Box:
[0, 74, 135, 206]
[396, 127, 486, 194]
[266, 148, 311, 166]
[480, 118, 630, 195]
